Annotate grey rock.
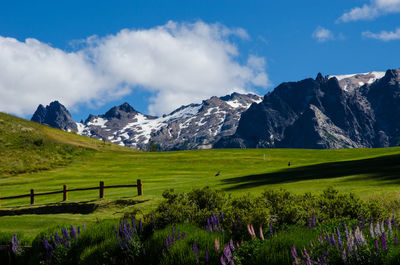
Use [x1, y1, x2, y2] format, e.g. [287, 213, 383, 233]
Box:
[31, 101, 77, 131]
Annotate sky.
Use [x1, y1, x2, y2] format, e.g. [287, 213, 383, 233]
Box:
[0, 0, 399, 122]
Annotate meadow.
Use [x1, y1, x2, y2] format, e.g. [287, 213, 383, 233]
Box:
[2, 112, 400, 264]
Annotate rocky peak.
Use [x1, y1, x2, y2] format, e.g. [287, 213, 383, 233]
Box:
[31, 101, 77, 131]
[315, 72, 325, 83]
[104, 102, 138, 120]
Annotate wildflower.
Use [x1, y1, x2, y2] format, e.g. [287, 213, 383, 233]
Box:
[337, 228, 343, 248]
[220, 211, 224, 219]
[193, 242, 199, 257]
[370, 222, 375, 238]
[247, 224, 255, 238]
[381, 232, 388, 251]
[11, 234, 22, 255]
[114, 226, 122, 249]
[223, 245, 234, 265]
[303, 247, 312, 265]
[205, 250, 209, 263]
[312, 212, 317, 228]
[326, 234, 332, 247]
[259, 226, 264, 240]
[215, 238, 220, 252]
[388, 219, 393, 236]
[395, 234, 399, 246]
[375, 222, 381, 237]
[375, 239, 380, 252]
[331, 234, 337, 247]
[229, 238, 235, 251]
[391, 216, 396, 227]
[165, 235, 170, 249]
[220, 255, 227, 265]
[291, 245, 299, 265]
[250, 224, 255, 237]
[269, 223, 273, 237]
[354, 227, 366, 246]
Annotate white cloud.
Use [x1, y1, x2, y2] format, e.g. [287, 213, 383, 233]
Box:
[312, 26, 335, 42]
[362, 27, 400, 41]
[338, 0, 400, 22]
[0, 21, 269, 117]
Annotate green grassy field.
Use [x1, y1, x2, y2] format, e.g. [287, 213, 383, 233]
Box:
[1, 112, 400, 239]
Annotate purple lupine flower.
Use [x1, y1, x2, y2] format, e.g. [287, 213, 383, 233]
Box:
[343, 222, 349, 240]
[223, 245, 233, 264]
[177, 231, 181, 240]
[11, 234, 22, 255]
[370, 222, 375, 238]
[193, 242, 199, 257]
[337, 228, 343, 248]
[381, 232, 388, 251]
[375, 239, 380, 252]
[166, 235, 170, 249]
[303, 247, 312, 265]
[172, 227, 176, 244]
[312, 212, 316, 228]
[291, 245, 299, 265]
[308, 217, 312, 229]
[182, 232, 186, 238]
[220, 211, 224, 219]
[220, 255, 227, 265]
[375, 222, 381, 237]
[269, 223, 273, 237]
[43, 237, 53, 252]
[392, 216, 396, 227]
[114, 226, 122, 249]
[205, 250, 209, 263]
[318, 236, 323, 244]
[83, 221, 86, 229]
[229, 238, 235, 251]
[331, 234, 337, 247]
[326, 234, 332, 247]
[355, 227, 366, 246]
[70, 225, 77, 239]
[77, 226, 80, 235]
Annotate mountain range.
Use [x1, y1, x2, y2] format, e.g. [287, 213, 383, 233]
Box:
[31, 93, 262, 150]
[31, 68, 400, 150]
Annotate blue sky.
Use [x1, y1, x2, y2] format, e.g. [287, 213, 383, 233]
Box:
[0, 0, 399, 121]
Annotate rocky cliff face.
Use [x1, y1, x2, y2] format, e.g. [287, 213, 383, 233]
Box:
[215, 70, 400, 149]
[31, 101, 77, 131]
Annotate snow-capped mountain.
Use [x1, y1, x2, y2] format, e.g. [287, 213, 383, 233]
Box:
[32, 93, 262, 150]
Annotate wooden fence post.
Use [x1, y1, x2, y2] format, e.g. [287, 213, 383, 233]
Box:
[63, 185, 68, 201]
[30, 189, 34, 205]
[137, 179, 143, 196]
[99, 181, 104, 199]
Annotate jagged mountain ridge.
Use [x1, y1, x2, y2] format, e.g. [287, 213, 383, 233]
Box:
[215, 69, 400, 149]
[32, 93, 262, 150]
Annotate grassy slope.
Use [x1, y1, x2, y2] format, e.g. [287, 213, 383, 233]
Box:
[1, 112, 400, 238]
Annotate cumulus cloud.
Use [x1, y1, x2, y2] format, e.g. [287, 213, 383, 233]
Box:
[0, 21, 269, 117]
[312, 26, 335, 42]
[338, 0, 400, 22]
[362, 27, 400, 41]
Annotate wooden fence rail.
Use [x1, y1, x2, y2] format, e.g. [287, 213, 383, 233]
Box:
[0, 179, 142, 207]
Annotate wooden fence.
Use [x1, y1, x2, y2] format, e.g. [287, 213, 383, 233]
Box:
[0, 179, 143, 207]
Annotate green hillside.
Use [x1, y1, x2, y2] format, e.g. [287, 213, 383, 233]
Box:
[1, 112, 400, 237]
[0, 112, 134, 175]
